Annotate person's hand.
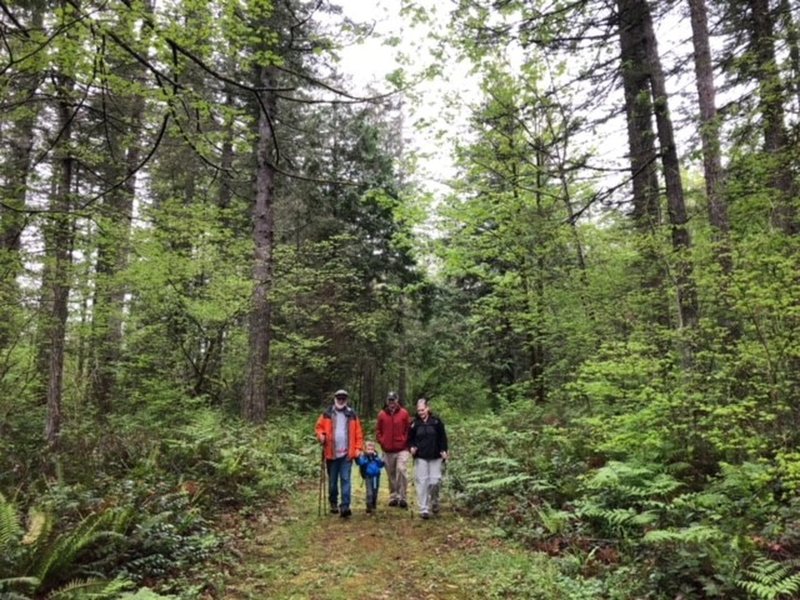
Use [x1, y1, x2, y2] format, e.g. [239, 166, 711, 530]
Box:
[319, 434, 326, 445]
[440, 451, 448, 460]
[410, 446, 417, 456]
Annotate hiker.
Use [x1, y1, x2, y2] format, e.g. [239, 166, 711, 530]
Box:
[357, 440, 385, 514]
[315, 389, 364, 518]
[376, 391, 411, 508]
[408, 397, 448, 519]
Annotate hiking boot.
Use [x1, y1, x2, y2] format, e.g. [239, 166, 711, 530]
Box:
[388, 499, 399, 507]
[366, 505, 373, 514]
[329, 505, 339, 514]
[432, 503, 440, 514]
[398, 499, 408, 509]
[420, 511, 430, 520]
[340, 507, 352, 518]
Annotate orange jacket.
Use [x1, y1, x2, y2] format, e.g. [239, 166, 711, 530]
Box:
[315, 405, 364, 460]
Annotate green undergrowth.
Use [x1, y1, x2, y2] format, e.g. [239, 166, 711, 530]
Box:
[1, 407, 316, 599]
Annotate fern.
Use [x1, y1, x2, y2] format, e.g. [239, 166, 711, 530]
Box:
[28, 508, 129, 586]
[45, 576, 131, 599]
[465, 474, 533, 491]
[0, 590, 36, 600]
[584, 461, 682, 499]
[0, 493, 22, 550]
[120, 588, 178, 599]
[578, 503, 637, 530]
[738, 557, 800, 600]
[643, 525, 724, 545]
[21, 508, 50, 546]
[537, 505, 573, 535]
[0, 494, 133, 598]
[0, 576, 39, 595]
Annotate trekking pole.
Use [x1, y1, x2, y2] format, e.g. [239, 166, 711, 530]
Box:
[318, 445, 325, 517]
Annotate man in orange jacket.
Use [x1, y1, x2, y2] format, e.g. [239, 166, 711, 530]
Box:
[315, 389, 364, 518]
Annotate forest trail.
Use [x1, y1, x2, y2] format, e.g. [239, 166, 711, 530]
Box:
[222, 477, 520, 599]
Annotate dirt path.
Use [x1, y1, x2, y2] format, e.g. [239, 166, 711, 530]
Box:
[222, 480, 520, 599]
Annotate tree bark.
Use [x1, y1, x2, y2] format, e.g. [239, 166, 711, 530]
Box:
[44, 72, 76, 449]
[90, 86, 146, 414]
[748, 0, 796, 233]
[0, 5, 44, 350]
[640, 0, 699, 331]
[617, 0, 671, 330]
[777, 0, 800, 108]
[617, 0, 661, 233]
[687, 0, 731, 242]
[243, 65, 278, 423]
[687, 0, 742, 339]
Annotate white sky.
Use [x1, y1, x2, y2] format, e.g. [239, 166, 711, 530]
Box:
[334, 0, 475, 197]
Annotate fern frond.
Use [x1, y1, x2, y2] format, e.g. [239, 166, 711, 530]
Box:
[579, 504, 636, 528]
[537, 506, 573, 535]
[672, 491, 728, 510]
[0, 590, 36, 600]
[643, 524, 724, 545]
[471, 456, 523, 469]
[22, 509, 50, 546]
[44, 576, 132, 599]
[465, 474, 532, 491]
[0, 493, 22, 549]
[119, 587, 179, 599]
[629, 510, 659, 527]
[0, 575, 39, 592]
[738, 557, 800, 600]
[29, 508, 129, 587]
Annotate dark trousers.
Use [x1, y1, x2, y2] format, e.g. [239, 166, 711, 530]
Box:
[365, 475, 380, 509]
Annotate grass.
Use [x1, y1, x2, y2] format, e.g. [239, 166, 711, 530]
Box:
[220, 475, 592, 600]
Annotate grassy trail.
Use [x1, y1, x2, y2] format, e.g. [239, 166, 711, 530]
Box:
[221, 477, 529, 599]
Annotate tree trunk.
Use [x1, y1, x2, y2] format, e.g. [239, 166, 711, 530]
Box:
[89, 3, 150, 413]
[640, 0, 699, 331]
[688, 0, 741, 339]
[687, 0, 731, 242]
[90, 95, 146, 414]
[617, 0, 661, 233]
[218, 86, 236, 211]
[617, 0, 671, 330]
[532, 148, 546, 404]
[777, 0, 800, 108]
[44, 73, 76, 449]
[0, 5, 44, 351]
[243, 65, 278, 423]
[748, 0, 796, 233]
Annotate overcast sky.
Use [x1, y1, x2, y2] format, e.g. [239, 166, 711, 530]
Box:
[333, 0, 475, 196]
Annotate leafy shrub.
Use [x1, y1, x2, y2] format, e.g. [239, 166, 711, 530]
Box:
[115, 489, 220, 595]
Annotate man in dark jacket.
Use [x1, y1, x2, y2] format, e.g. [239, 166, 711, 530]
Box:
[408, 397, 448, 519]
[376, 391, 411, 508]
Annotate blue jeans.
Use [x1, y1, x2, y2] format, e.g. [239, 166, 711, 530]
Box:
[327, 456, 353, 509]
[365, 475, 380, 508]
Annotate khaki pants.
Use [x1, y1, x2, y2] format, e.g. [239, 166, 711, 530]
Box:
[383, 450, 410, 502]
